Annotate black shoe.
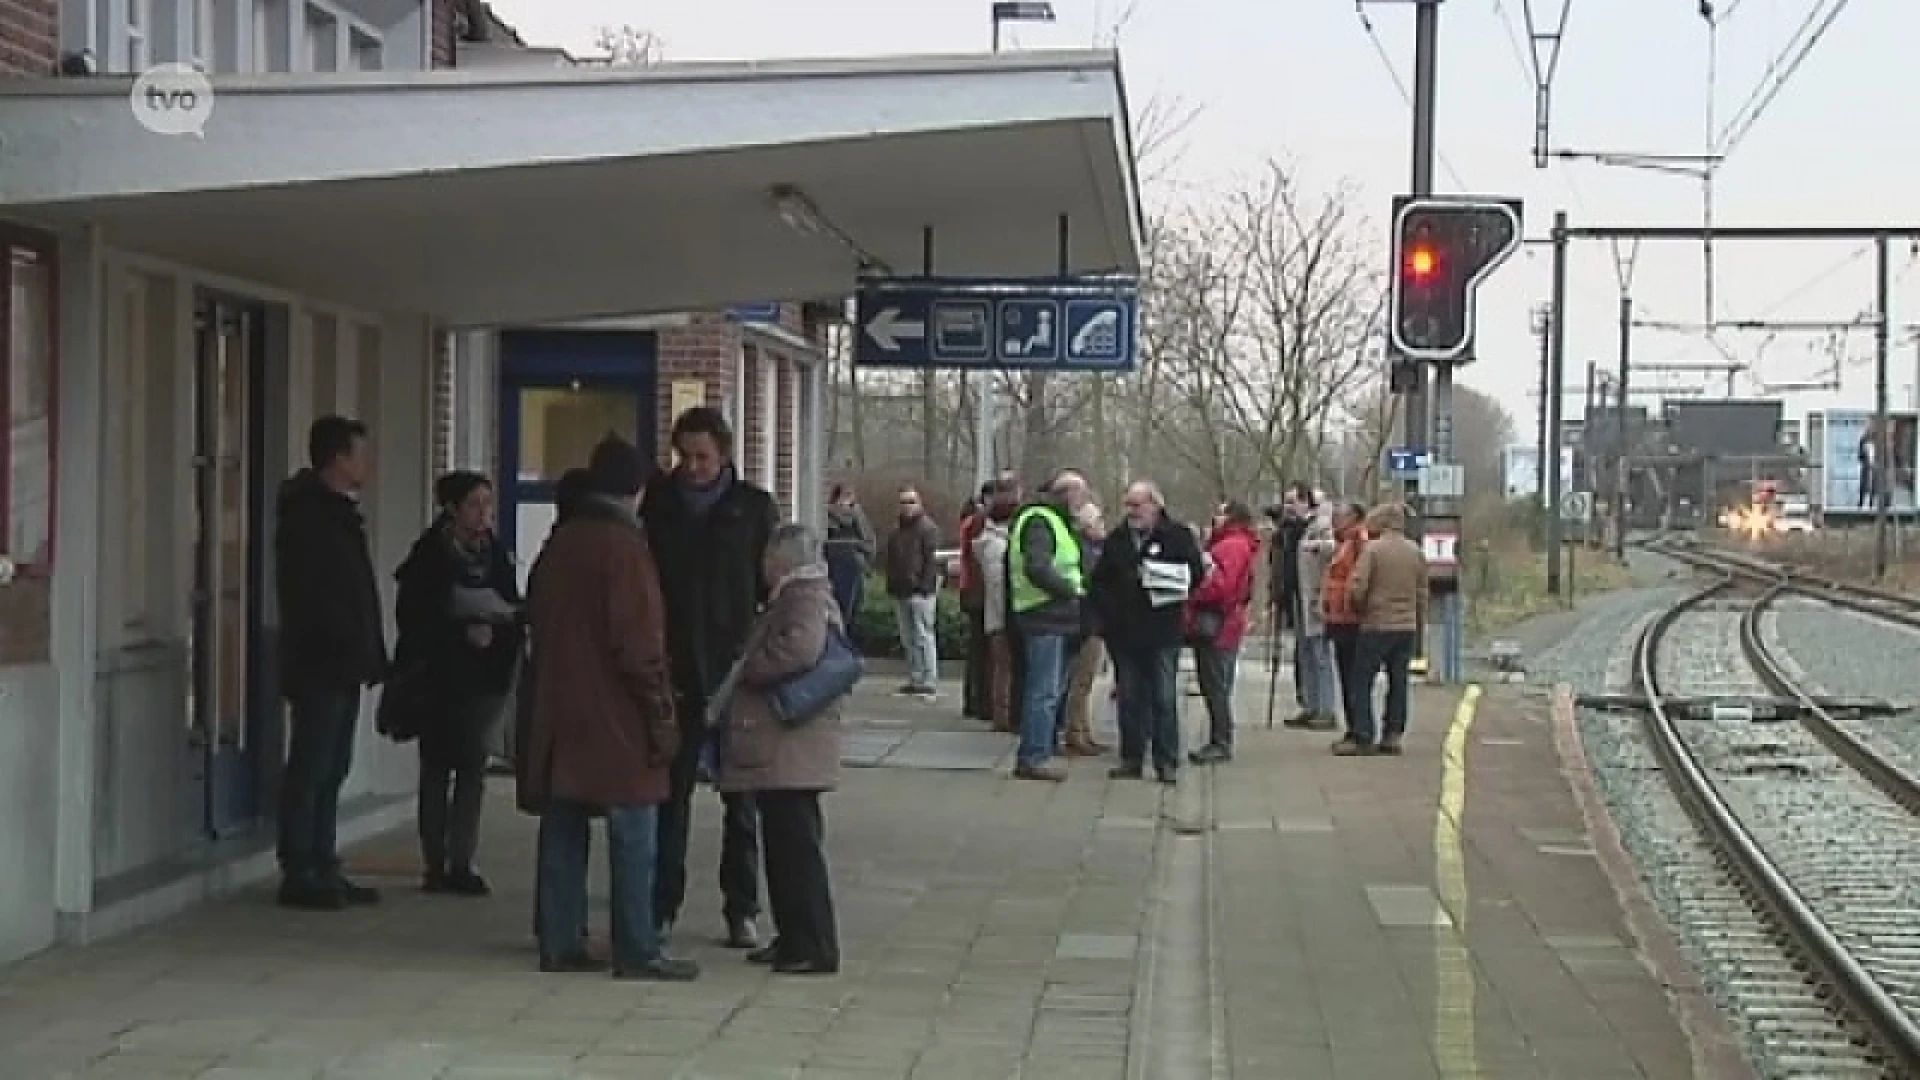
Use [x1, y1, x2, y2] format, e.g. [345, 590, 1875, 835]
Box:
[277, 877, 346, 911]
[724, 917, 759, 949]
[772, 956, 839, 976]
[1188, 744, 1231, 765]
[539, 952, 606, 974]
[614, 955, 701, 981]
[748, 941, 785, 965]
[1154, 769, 1178, 786]
[1108, 763, 1144, 780]
[445, 868, 491, 897]
[1331, 735, 1378, 757]
[330, 875, 381, 905]
[1306, 713, 1341, 731]
[422, 868, 449, 893]
[1377, 735, 1404, 756]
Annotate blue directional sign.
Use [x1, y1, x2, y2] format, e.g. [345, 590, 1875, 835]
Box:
[726, 303, 782, 324]
[854, 276, 1138, 372]
[1386, 447, 1430, 479]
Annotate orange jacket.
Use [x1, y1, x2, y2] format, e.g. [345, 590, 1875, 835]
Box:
[1322, 527, 1369, 627]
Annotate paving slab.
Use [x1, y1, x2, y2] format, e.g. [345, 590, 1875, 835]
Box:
[0, 649, 1737, 1079]
[1210, 675, 1731, 1080]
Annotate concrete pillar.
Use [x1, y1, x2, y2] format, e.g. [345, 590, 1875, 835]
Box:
[51, 225, 106, 916]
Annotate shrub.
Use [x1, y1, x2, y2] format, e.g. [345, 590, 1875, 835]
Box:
[852, 573, 970, 659]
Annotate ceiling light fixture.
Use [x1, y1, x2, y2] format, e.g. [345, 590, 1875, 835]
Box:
[766, 183, 892, 274]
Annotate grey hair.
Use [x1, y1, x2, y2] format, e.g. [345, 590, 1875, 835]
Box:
[765, 522, 824, 568]
[1127, 480, 1166, 509]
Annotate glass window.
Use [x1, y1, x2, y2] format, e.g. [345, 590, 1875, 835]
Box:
[349, 28, 381, 70]
[7, 246, 54, 570]
[517, 385, 639, 486]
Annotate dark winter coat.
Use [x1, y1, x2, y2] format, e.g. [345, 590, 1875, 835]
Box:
[1089, 514, 1208, 655]
[518, 496, 678, 811]
[640, 465, 781, 717]
[274, 469, 388, 697]
[387, 520, 523, 763]
[883, 514, 941, 598]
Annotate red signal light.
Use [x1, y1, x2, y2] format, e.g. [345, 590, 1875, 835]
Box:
[1407, 245, 1437, 280]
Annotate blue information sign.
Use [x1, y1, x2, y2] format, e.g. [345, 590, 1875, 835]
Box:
[854, 276, 1138, 372]
[1386, 447, 1430, 479]
[726, 303, 782, 324]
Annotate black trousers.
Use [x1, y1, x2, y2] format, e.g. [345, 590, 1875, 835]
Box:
[418, 696, 502, 874]
[277, 687, 361, 883]
[962, 603, 987, 718]
[655, 717, 760, 926]
[756, 789, 839, 966]
[1328, 623, 1362, 734]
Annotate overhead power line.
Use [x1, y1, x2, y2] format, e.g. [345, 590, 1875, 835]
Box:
[1352, 1, 1469, 189]
[1714, 0, 1854, 158]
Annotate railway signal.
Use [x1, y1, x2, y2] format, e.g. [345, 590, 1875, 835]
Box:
[1388, 197, 1524, 363]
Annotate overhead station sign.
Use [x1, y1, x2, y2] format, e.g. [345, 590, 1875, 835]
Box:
[853, 276, 1139, 373]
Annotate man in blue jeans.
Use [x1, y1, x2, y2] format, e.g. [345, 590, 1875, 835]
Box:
[522, 436, 697, 980]
[274, 416, 389, 911]
[1007, 470, 1092, 782]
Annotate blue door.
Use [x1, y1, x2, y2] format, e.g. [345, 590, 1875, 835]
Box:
[497, 331, 658, 586]
[191, 293, 269, 838]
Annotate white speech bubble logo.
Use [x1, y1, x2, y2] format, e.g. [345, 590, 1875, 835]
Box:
[130, 63, 214, 137]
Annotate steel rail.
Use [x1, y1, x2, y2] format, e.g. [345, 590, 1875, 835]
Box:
[1740, 581, 1920, 817]
[1634, 580, 1920, 1075]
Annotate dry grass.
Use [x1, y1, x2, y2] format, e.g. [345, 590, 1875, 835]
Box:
[1463, 542, 1636, 638]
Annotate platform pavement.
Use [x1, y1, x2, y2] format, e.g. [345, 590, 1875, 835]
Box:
[0, 647, 1725, 1079]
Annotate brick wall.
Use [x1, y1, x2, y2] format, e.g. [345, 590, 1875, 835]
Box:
[425, 2, 457, 477]
[739, 345, 768, 490]
[775, 357, 797, 514]
[0, 0, 58, 76]
[653, 316, 740, 468]
[431, 0, 458, 68]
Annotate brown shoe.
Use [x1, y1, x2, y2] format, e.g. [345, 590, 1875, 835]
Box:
[1014, 764, 1068, 782]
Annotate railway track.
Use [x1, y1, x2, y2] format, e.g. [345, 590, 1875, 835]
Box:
[1636, 575, 1920, 1077]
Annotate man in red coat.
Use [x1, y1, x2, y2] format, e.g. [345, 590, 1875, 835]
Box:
[1186, 501, 1260, 764]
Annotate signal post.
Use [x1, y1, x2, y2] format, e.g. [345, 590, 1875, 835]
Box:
[1387, 197, 1523, 682]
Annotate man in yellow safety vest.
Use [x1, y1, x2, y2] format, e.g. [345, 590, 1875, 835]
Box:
[1006, 469, 1093, 782]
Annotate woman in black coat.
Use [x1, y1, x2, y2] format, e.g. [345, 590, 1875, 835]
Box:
[392, 471, 523, 896]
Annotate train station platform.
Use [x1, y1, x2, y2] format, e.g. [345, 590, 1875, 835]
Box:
[0, 648, 1744, 1079]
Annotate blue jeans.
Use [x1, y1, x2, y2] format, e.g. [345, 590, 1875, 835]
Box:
[1351, 630, 1417, 744]
[538, 800, 662, 970]
[277, 688, 362, 882]
[1018, 631, 1070, 769]
[1112, 646, 1181, 775]
[1298, 633, 1340, 719]
[827, 551, 864, 628]
[894, 595, 938, 689]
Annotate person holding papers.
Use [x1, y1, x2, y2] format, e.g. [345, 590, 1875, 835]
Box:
[1089, 481, 1207, 785]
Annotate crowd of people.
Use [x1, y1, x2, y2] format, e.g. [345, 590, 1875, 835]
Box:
[825, 472, 1431, 775]
[269, 412, 1428, 984]
[274, 408, 850, 983]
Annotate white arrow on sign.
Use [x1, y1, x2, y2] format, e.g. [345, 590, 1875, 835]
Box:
[865, 307, 927, 352]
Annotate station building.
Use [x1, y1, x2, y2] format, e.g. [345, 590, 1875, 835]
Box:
[0, 0, 1141, 966]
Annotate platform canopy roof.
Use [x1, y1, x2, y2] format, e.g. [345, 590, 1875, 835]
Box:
[0, 51, 1142, 327]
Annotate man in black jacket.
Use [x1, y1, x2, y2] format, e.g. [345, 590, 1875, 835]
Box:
[275, 415, 389, 910]
[1266, 483, 1314, 720]
[641, 408, 779, 950]
[1091, 481, 1206, 784]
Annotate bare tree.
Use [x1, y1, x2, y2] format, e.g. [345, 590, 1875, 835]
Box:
[591, 24, 663, 65]
[1132, 161, 1385, 506]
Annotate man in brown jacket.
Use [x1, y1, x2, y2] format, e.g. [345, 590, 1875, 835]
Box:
[523, 436, 698, 981]
[1338, 502, 1427, 756]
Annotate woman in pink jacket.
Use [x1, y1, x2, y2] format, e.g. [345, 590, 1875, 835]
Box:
[1186, 501, 1260, 764]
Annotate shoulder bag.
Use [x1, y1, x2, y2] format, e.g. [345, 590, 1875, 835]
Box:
[768, 615, 866, 729]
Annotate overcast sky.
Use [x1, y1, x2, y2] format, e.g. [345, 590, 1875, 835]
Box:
[487, 0, 1914, 443]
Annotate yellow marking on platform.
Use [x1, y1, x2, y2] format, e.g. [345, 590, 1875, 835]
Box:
[1433, 685, 1484, 1078]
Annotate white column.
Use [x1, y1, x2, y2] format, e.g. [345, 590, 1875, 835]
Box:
[452, 330, 496, 471]
[798, 359, 826, 533]
[51, 225, 107, 915]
